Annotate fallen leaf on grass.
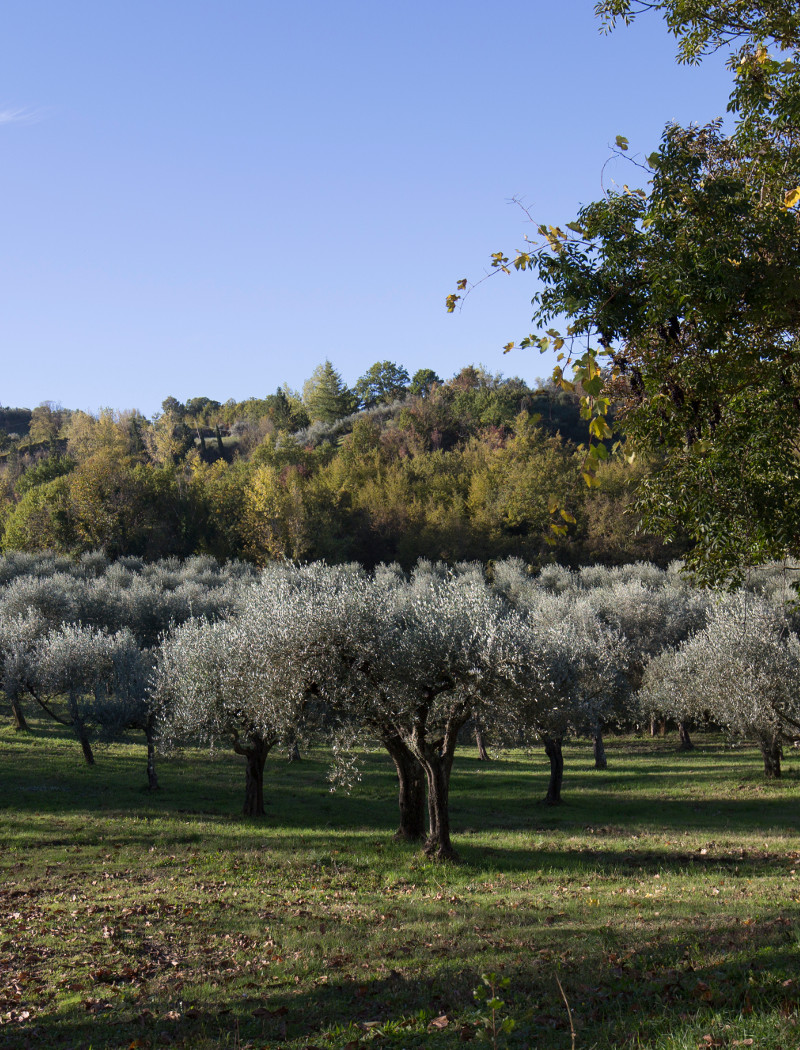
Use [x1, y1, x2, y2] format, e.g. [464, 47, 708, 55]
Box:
[693, 981, 713, 1002]
[428, 1014, 449, 1030]
[732, 1041, 753, 1047]
[253, 1005, 288, 1018]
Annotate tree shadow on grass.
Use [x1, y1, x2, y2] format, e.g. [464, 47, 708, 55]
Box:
[4, 914, 799, 1049]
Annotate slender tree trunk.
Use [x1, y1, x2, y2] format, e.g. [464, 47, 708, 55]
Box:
[9, 690, 28, 731]
[383, 734, 426, 841]
[760, 734, 782, 779]
[145, 724, 159, 791]
[592, 725, 607, 770]
[650, 713, 667, 737]
[68, 691, 95, 765]
[543, 735, 563, 805]
[677, 721, 694, 751]
[215, 425, 225, 455]
[287, 738, 302, 762]
[475, 721, 490, 761]
[78, 729, 95, 766]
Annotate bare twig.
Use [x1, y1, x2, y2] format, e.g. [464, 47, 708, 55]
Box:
[556, 975, 576, 1050]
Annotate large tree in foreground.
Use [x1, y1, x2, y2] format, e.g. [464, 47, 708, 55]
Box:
[450, 0, 800, 584]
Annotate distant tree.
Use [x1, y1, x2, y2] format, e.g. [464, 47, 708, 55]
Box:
[160, 396, 186, 420]
[354, 361, 410, 409]
[28, 402, 64, 446]
[16, 454, 77, 497]
[302, 361, 356, 423]
[2, 476, 75, 553]
[408, 368, 442, 398]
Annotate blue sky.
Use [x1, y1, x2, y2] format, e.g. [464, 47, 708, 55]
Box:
[0, 2, 731, 416]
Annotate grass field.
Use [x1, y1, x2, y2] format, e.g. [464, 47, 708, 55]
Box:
[1, 721, 800, 1050]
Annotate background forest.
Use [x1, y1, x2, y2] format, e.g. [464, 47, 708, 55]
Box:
[0, 360, 682, 570]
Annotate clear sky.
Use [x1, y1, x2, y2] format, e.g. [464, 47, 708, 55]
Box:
[0, 1, 732, 416]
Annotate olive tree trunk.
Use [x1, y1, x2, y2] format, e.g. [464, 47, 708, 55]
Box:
[422, 755, 455, 860]
[78, 729, 95, 766]
[409, 704, 469, 862]
[543, 735, 564, 805]
[650, 714, 666, 737]
[475, 721, 490, 761]
[9, 689, 28, 731]
[232, 734, 274, 816]
[145, 723, 159, 791]
[677, 721, 694, 751]
[759, 734, 782, 779]
[592, 725, 607, 770]
[383, 733, 426, 841]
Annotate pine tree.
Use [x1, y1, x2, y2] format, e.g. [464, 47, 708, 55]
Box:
[302, 361, 355, 424]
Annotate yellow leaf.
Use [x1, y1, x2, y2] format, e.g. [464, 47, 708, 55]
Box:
[784, 187, 800, 208]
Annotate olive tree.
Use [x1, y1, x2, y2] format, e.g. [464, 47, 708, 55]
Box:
[0, 611, 46, 730]
[154, 562, 365, 815]
[506, 593, 629, 802]
[639, 593, 800, 777]
[582, 574, 710, 753]
[31, 625, 134, 765]
[349, 564, 517, 860]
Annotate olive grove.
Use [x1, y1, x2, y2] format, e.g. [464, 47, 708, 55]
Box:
[2, 551, 800, 858]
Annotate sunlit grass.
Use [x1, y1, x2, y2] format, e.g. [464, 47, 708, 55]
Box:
[1, 719, 799, 1048]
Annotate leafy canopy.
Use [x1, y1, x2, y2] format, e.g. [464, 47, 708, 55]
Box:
[449, 0, 800, 584]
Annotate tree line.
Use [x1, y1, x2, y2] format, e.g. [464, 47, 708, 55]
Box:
[0, 364, 683, 569]
[3, 551, 798, 861]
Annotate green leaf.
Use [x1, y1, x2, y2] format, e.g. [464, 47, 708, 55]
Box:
[615, 134, 629, 151]
[589, 416, 613, 440]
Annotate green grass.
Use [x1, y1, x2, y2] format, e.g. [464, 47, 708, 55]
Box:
[2, 721, 800, 1049]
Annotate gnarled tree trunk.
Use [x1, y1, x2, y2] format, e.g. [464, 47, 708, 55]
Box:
[408, 702, 469, 862]
[759, 734, 782, 779]
[421, 754, 455, 861]
[232, 734, 274, 816]
[383, 733, 426, 841]
[543, 735, 563, 805]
